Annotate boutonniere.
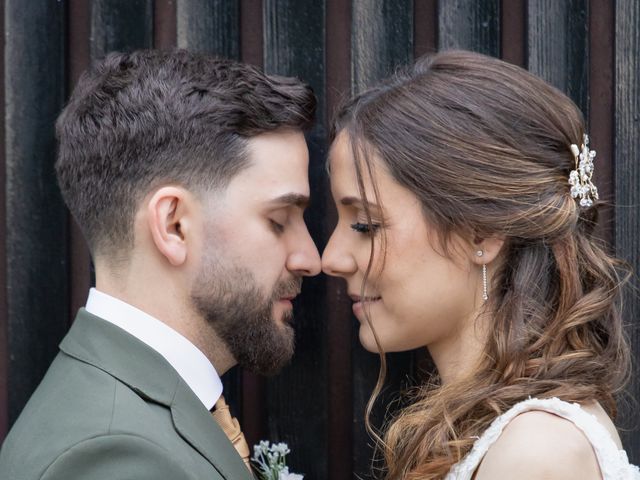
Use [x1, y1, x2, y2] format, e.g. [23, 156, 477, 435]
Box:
[251, 441, 304, 480]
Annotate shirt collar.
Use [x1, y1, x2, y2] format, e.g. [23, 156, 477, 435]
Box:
[85, 288, 222, 410]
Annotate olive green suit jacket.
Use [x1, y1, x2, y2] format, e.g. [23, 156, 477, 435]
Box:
[0, 309, 254, 480]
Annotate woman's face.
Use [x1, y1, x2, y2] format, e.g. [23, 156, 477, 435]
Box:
[322, 132, 487, 360]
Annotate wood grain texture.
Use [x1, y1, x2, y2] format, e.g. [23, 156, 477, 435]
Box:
[240, 0, 263, 66]
[154, 0, 177, 49]
[352, 0, 413, 94]
[0, 0, 7, 440]
[90, 0, 153, 59]
[588, 0, 614, 246]
[4, 0, 68, 424]
[501, 0, 526, 66]
[614, 0, 640, 464]
[326, 0, 353, 477]
[527, 0, 589, 114]
[67, 0, 92, 324]
[438, 0, 500, 56]
[264, 1, 328, 477]
[414, 0, 438, 58]
[177, 0, 239, 58]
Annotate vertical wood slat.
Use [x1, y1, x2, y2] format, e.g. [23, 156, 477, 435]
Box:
[154, 0, 177, 50]
[67, 0, 92, 324]
[527, 0, 589, 115]
[0, 0, 7, 440]
[325, 0, 352, 477]
[240, 0, 263, 66]
[5, 0, 68, 424]
[588, 0, 615, 246]
[414, 0, 438, 58]
[90, 0, 153, 59]
[176, 0, 240, 58]
[352, 0, 414, 94]
[614, 0, 640, 465]
[438, 0, 500, 56]
[501, 0, 526, 67]
[238, 0, 266, 451]
[351, 1, 413, 476]
[263, 1, 328, 478]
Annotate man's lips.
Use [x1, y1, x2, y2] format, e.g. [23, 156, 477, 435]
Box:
[279, 292, 301, 302]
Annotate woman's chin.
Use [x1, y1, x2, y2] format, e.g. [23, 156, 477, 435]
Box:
[358, 327, 381, 353]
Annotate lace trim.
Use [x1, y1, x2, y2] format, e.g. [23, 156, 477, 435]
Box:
[444, 397, 640, 480]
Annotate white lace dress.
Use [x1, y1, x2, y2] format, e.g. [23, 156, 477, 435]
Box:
[445, 397, 640, 480]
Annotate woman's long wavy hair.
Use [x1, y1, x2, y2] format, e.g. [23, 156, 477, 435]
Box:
[331, 50, 631, 479]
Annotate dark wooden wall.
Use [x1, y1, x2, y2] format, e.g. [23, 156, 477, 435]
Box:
[0, 1, 638, 479]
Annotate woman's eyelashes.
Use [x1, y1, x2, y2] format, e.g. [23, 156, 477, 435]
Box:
[350, 221, 381, 234]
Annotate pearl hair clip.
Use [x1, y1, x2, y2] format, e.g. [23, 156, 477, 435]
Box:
[568, 134, 599, 208]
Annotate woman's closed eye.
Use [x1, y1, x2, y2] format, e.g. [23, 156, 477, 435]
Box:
[350, 222, 380, 234]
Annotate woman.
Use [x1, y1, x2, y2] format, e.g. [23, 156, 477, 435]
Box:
[322, 50, 639, 479]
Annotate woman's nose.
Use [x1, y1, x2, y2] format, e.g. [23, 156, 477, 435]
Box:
[322, 231, 357, 277]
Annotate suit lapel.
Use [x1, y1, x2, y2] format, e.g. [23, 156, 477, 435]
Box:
[60, 309, 254, 480]
[171, 383, 254, 480]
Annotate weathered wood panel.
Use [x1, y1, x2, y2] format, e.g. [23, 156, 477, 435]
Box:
[0, 0, 7, 440]
[90, 0, 153, 59]
[528, 0, 589, 115]
[0, 1, 638, 475]
[414, 0, 438, 58]
[326, 0, 353, 478]
[264, 1, 328, 478]
[352, 0, 413, 94]
[176, 0, 240, 58]
[588, 0, 615, 247]
[501, 0, 526, 67]
[154, 0, 178, 50]
[4, 0, 68, 424]
[438, 0, 500, 56]
[614, 0, 640, 465]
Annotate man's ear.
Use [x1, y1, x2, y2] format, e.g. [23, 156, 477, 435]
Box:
[146, 186, 193, 266]
[470, 234, 506, 266]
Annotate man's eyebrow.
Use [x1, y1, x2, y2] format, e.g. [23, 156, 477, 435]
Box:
[340, 196, 381, 211]
[268, 193, 310, 209]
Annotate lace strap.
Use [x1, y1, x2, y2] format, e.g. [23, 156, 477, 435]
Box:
[445, 397, 638, 480]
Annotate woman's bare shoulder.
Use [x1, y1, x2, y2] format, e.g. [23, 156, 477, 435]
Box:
[474, 409, 602, 480]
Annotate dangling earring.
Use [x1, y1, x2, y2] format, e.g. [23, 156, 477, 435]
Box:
[476, 250, 488, 301]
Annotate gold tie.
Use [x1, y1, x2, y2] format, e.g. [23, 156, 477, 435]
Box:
[211, 395, 252, 472]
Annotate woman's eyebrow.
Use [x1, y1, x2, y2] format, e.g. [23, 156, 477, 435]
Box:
[340, 196, 382, 213]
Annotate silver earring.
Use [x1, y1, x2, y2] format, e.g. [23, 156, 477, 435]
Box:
[482, 264, 488, 301]
[476, 250, 488, 301]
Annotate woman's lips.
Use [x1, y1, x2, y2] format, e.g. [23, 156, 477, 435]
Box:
[349, 293, 382, 317]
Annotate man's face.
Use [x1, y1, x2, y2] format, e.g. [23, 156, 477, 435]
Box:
[190, 130, 321, 375]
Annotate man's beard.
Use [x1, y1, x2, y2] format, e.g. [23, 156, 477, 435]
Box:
[190, 256, 301, 376]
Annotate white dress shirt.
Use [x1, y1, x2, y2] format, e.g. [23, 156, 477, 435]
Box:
[85, 287, 223, 410]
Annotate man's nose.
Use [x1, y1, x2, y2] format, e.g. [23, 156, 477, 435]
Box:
[287, 229, 321, 276]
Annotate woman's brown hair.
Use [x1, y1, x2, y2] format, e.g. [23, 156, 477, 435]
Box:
[331, 50, 631, 479]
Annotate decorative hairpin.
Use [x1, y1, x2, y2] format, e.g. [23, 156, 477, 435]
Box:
[568, 134, 598, 208]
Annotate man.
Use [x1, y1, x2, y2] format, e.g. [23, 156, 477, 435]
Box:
[0, 49, 321, 479]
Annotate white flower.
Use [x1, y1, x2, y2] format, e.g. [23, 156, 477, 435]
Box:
[251, 440, 303, 480]
[279, 473, 303, 480]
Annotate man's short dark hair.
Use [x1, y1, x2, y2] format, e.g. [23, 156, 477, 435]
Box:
[55, 49, 316, 258]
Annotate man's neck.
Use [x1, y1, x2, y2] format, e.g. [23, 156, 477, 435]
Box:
[94, 272, 237, 376]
